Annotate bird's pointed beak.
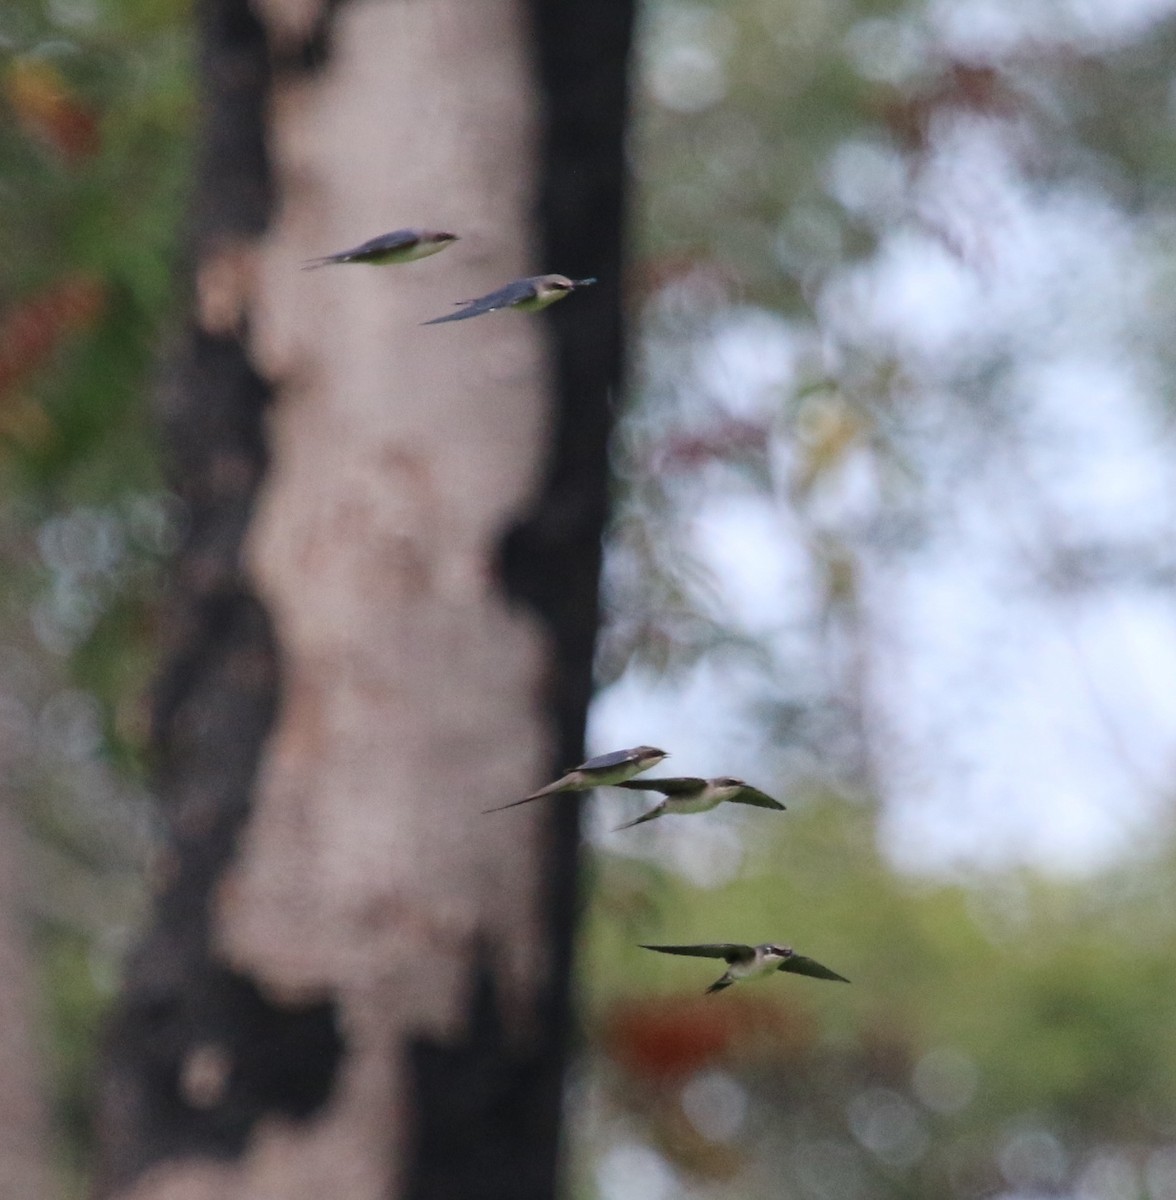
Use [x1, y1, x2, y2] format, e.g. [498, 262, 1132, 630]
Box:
[573, 277, 597, 288]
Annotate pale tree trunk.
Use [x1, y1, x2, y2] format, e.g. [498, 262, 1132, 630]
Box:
[0, 804, 51, 1200]
[93, 1, 633, 1198]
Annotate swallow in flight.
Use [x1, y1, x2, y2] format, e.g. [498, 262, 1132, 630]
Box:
[640, 942, 849, 993]
[484, 745, 667, 813]
[614, 775, 784, 830]
[303, 228, 458, 269]
[423, 274, 595, 324]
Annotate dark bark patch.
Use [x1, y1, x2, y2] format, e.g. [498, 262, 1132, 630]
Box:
[500, 0, 636, 737]
[407, 5, 636, 1200]
[91, 0, 346, 1188]
[402, 951, 557, 1200]
[99, 964, 344, 1182]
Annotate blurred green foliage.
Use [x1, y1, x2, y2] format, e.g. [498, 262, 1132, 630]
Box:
[0, 0, 193, 1187]
[579, 796, 1176, 1198]
[583, 0, 1176, 1197]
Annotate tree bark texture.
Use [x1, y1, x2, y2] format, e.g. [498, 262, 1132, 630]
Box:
[93, 0, 633, 1198]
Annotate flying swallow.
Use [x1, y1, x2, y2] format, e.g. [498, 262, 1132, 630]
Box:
[484, 745, 668, 813]
[423, 274, 596, 324]
[302, 228, 458, 269]
[640, 942, 849, 993]
[613, 776, 785, 830]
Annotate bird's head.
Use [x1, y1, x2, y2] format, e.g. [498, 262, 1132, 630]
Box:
[711, 776, 747, 792]
[540, 274, 597, 296]
[633, 746, 669, 769]
[762, 944, 794, 962]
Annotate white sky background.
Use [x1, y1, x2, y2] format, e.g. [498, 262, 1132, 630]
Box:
[589, 0, 1176, 880]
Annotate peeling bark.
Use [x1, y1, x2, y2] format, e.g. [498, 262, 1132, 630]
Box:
[94, 0, 633, 1197]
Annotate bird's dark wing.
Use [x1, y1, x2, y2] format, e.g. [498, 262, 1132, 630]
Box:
[422, 278, 538, 324]
[581, 747, 646, 771]
[779, 955, 850, 983]
[640, 943, 753, 963]
[302, 229, 418, 268]
[705, 975, 734, 994]
[344, 229, 419, 257]
[614, 776, 705, 796]
[613, 806, 664, 831]
[727, 786, 786, 810]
